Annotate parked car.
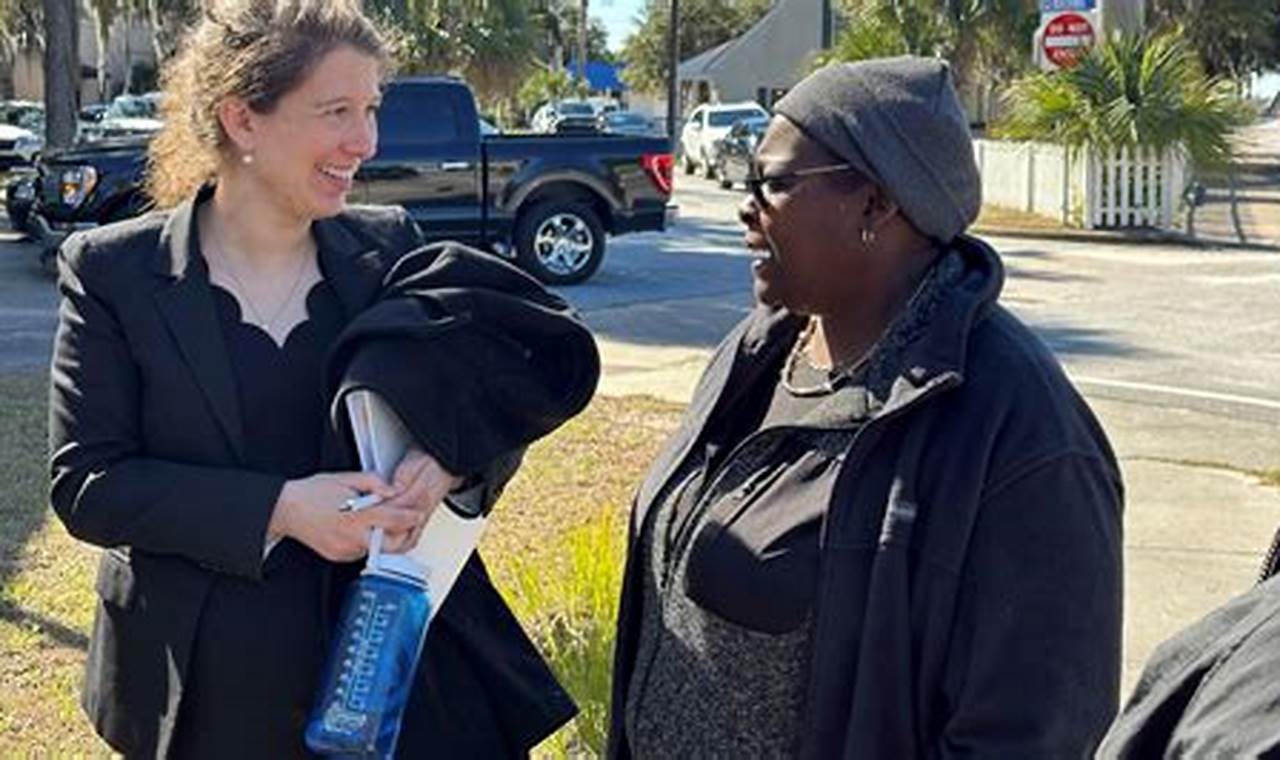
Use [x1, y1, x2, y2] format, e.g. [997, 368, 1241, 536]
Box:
[713, 115, 770, 190]
[80, 92, 163, 141]
[29, 77, 675, 284]
[586, 97, 621, 117]
[5, 172, 37, 234]
[79, 103, 110, 124]
[531, 99, 599, 134]
[679, 101, 769, 178]
[598, 111, 660, 137]
[0, 101, 44, 169]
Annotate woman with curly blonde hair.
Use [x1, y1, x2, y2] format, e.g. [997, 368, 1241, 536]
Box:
[49, 1, 584, 756]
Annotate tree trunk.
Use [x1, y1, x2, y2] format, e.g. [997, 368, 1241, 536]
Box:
[146, 0, 166, 63]
[123, 12, 133, 93]
[43, 0, 79, 150]
[577, 0, 588, 86]
[95, 16, 109, 101]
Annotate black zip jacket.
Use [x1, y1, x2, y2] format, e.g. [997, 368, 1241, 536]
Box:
[608, 235, 1124, 759]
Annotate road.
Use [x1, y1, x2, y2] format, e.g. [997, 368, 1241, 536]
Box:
[576, 177, 1280, 424]
[2, 178, 1277, 424]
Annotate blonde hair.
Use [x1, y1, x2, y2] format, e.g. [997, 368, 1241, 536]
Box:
[146, 0, 392, 207]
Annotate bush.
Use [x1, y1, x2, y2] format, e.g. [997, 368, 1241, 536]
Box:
[495, 502, 627, 756]
[996, 28, 1252, 170]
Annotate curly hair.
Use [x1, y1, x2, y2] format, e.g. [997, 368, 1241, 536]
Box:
[146, 0, 393, 207]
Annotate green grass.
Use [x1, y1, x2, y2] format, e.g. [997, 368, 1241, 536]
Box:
[497, 504, 628, 757]
[0, 369, 681, 756]
[1262, 469, 1280, 488]
[483, 394, 680, 757]
[0, 371, 104, 753]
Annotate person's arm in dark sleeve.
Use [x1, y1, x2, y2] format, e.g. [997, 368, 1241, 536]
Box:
[446, 448, 525, 518]
[935, 451, 1123, 759]
[47, 237, 284, 580]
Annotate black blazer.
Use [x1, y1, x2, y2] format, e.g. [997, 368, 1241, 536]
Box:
[48, 186, 579, 757]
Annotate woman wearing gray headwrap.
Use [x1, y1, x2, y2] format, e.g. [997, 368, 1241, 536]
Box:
[608, 56, 1123, 758]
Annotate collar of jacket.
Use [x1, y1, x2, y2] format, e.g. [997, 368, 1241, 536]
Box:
[150, 182, 388, 319]
[712, 234, 1005, 429]
[147, 183, 390, 463]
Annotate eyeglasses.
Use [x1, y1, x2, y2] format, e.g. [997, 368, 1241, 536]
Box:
[745, 162, 856, 207]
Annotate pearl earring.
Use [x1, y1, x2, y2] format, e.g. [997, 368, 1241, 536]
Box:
[242, 152, 254, 165]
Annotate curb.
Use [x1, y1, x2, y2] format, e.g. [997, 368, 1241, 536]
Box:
[971, 224, 1280, 253]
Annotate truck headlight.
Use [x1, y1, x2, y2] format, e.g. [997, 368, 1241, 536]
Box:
[61, 166, 98, 208]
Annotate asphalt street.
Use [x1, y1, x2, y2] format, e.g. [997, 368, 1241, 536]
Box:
[579, 178, 1280, 426]
[3, 179, 1278, 422]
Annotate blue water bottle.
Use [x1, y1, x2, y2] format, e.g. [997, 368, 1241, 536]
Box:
[305, 548, 431, 758]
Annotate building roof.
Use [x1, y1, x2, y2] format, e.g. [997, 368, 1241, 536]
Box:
[677, 40, 735, 79]
[677, 0, 794, 81]
[568, 60, 627, 92]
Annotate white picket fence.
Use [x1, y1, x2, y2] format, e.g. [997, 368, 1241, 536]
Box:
[973, 139, 1188, 230]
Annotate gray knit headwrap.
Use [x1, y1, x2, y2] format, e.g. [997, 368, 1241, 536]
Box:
[773, 56, 981, 242]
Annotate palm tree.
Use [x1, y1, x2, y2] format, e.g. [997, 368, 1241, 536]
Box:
[90, 0, 119, 100]
[0, 0, 42, 97]
[42, 0, 78, 150]
[816, 0, 1040, 102]
[997, 28, 1251, 170]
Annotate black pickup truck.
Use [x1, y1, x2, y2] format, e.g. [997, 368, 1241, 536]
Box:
[31, 77, 675, 284]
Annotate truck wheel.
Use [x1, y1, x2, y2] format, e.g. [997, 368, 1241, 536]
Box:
[681, 151, 696, 175]
[514, 201, 605, 285]
[717, 159, 732, 189]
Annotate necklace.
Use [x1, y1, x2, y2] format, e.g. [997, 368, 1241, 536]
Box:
[780, 318, 879, 397]
[781, 252, 946, 397]
[208, 225, 313, 334]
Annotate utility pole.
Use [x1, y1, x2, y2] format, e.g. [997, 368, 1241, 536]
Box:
[665, 0, 679, 146]
[42, 0, 79, 151]
[821, 0, 832, 49]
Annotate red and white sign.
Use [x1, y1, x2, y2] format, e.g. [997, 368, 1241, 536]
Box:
[1042, 11, 1096, 68]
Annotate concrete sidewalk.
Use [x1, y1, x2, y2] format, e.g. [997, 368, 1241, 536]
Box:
[593, 337, 1280, 697]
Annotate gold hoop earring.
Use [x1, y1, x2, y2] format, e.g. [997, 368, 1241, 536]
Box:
[860, 227, 876, 249]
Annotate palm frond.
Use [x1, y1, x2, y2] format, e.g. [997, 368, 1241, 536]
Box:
[994, 27, 1251, 169]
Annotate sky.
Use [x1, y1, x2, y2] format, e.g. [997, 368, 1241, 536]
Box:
[593, 0, 645, 52]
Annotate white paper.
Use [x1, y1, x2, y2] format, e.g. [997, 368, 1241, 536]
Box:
[344, 390, 488, 622]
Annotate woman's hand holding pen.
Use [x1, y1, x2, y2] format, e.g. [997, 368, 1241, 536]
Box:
[379, 447, 463, 554]
[268, 472, 423, 562]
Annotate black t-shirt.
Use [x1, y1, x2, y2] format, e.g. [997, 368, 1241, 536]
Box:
[172, 280, 347, 758]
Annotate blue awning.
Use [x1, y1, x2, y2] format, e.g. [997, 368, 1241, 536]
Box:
[568, 60, 627, 92]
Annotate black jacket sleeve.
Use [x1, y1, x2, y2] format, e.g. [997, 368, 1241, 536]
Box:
[935, 451, 1123, 759]
[47, 237, 283, 580]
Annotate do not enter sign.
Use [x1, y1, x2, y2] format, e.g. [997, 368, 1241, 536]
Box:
[1042, 12, 1095, 68]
